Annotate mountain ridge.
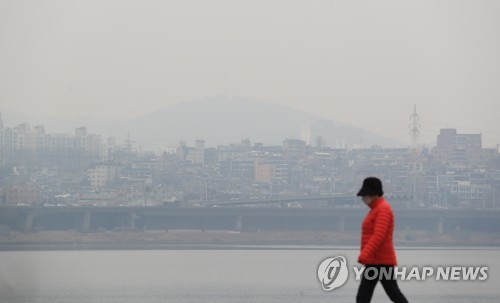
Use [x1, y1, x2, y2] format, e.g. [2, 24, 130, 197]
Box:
[111, 96, 403, 148]
[2, 97, 404, 148]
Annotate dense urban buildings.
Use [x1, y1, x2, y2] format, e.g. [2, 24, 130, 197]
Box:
[0, 113, 499, 210]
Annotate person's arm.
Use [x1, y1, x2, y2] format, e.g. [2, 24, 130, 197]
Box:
[358, 207, 391, 263]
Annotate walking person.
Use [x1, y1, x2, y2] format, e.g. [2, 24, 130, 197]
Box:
[356, 177, 409, 303]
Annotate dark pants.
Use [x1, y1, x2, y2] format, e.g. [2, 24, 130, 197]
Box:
[356, 265, 408, 303]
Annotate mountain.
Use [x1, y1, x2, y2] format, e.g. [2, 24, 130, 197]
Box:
[106, 97, 403, 148]
[2, 97, 404, 148]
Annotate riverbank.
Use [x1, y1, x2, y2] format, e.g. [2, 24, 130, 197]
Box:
[1, 229, 500, 250]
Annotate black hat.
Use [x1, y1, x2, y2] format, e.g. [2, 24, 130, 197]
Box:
[356, 177, 384, 196]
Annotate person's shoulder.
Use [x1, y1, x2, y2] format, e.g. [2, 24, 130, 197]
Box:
[379, 198, 394, 213]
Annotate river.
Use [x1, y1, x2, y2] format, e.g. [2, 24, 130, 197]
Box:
[0, 247, 498, 302]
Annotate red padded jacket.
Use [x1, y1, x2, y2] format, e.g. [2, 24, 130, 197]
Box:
[358, 197, 397, 265]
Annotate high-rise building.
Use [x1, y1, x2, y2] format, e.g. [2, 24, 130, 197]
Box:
[254, 157, 289, 184]
[192, 139, 205, 165]
[433, 128, 483, 164]
[88, 164, 117, 188]
[437, 128, 481, 151]
[282, 138, 306, 152]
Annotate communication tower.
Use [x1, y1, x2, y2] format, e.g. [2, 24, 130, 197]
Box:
[409, 105, 421, 201]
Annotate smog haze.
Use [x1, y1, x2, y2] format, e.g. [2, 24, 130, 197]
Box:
[1, 0, 500, 146]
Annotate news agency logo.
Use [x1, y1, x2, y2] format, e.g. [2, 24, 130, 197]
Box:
[318, 255, 489, 292]
[317, 256, 349, 291]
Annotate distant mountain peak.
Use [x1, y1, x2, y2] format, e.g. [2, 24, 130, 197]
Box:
[115, 97, 403, 148]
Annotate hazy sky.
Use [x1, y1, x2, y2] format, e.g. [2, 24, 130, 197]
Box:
[1, 0, 500, 146]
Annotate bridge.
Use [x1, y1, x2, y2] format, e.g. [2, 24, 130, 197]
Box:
[204, 194, 415, 207]
[1, 203, 499, 234]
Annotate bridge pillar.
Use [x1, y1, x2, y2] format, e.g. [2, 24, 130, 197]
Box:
[234, 215, 243, 231]
[130, 213, 139, 229]
[82, 211, 92, 232]
[338, 216, 345, 233]
[24, 212, 34, 232]
[437, 217, 444, 234]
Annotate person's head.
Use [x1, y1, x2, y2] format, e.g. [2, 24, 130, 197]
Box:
[357, 177, 384, 205]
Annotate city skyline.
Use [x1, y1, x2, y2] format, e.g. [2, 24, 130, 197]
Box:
[1, 99, 498, 149]
[1, 113, 498, 210]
